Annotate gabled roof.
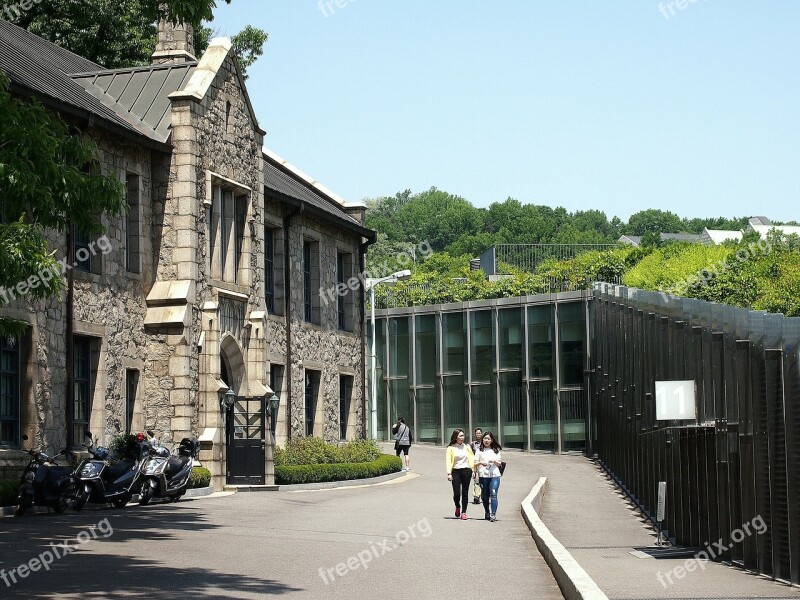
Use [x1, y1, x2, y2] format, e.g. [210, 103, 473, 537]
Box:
[618, 235, 642, 246]
[661, 233, 702, 243]
[263, 148, 373, 239]
[701, 228, 743, 245]
[0, 19, 168, 145]
[71, 63, 196, 142]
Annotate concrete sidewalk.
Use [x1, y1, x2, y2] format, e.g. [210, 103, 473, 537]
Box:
[533, 454, 800, 599]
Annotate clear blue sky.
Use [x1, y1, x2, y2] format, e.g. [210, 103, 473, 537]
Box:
[212, 1, 800, 223]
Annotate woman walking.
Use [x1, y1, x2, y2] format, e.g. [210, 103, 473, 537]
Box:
[445, 429, 475, 520]
[474, 431, 502, 522]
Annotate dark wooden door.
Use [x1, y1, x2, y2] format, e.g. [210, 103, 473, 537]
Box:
[226, 396, 265, 485]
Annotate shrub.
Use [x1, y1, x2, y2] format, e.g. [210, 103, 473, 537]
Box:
[275, 454, 402, 485]
[189, 466, 212, 489]
[0, 480, 20, 507]
[274, 437, 381, 466]
[109, 434, 138, 461]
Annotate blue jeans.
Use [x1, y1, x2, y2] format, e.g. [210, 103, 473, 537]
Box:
[479, 476, 500, 515]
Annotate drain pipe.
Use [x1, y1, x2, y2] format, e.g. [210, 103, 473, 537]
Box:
[283, 205, 302, 440]
[359, 237, 376, 438]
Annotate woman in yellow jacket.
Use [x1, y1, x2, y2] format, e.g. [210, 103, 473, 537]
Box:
[445, 429, 475, 520]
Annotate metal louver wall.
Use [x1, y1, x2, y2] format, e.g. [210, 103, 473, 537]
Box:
[592, 283, 800, 585]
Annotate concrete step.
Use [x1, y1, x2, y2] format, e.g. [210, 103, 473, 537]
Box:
[223, 484, 279, 492]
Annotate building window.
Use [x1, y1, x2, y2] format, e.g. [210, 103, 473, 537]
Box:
[337, 252, 354, 331]
[72, 336, 92, 447]
[339, 375, 353, 440]
[73, 225, 92, 273]
[125, 369, 139, 435]
[303, 240, 320, 324]
[265, 228, 274, 313]
[125, 174, 141, 274]
[0, 336, 20, 446]
[304, 370, 320, 437]
[264, 225, 285, 316]
[209, 184, 248, 283]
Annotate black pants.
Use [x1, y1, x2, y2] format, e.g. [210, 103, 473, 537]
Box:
[451, 468, 473, 512]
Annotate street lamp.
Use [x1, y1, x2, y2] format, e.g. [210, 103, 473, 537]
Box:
[268, 393, 280, 437]
[221, 388, 236, 411]
[365, 269, 411, 440]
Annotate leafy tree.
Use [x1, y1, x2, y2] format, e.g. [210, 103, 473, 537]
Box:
[0, 71, 125, 335]
[625, 209, 684, 236]
[11, 0, 267, 77]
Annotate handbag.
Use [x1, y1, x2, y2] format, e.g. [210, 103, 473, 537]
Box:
[499, 461, 507, 476]
[394, 439, 399, 451]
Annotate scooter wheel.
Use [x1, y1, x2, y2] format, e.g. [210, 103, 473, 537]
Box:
[72, 490, 89, 512]
[111, 495, 130, 509]
[14, 498, 30, 517]
[138, 485, 152, 506]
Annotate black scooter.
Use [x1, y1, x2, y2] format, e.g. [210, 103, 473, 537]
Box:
[139, 435, 200, 505]
[73, 431, 150, 510]
[15, 435, 77, 516]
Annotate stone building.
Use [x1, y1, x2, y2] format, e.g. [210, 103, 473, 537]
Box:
[0, 19, 374, 489]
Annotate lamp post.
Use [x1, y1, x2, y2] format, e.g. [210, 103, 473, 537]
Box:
[268, 393, 280, 437]
[365, 269, 411, 440]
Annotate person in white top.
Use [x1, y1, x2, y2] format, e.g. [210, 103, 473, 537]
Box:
[474, 431, 502, 522]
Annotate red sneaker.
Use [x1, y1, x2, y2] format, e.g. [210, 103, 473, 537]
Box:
[461, 513, 468, 520]
[455, 507, 461, 518]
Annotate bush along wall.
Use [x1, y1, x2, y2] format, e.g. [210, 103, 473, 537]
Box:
[275, 454, 402, 485]
[189, 466, 212, 489]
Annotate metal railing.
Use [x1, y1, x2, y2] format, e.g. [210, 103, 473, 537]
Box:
[592, 283, 800, 584]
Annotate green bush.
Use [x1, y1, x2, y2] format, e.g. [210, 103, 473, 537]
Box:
[275, 454, 402, 485]
[274, 437, 381, 466]
[189, 466, 212, 489]
[109, 434, 139, 461]
[0, 480, 20, 507]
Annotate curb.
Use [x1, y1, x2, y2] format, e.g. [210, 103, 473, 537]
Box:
[521, 477, 609, 600]
[184, 486, 214, 498]
[276, 469, 407, 491]
[1, 505, 50, 518]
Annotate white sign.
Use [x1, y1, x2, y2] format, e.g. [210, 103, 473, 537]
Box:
[655, 380, 696, 420]
[657, 482, 666, 522]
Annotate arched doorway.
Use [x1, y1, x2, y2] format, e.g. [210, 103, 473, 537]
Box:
[220, 335, 265, 485]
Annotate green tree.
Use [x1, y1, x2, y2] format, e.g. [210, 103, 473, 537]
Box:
[0, 71, 125, 335]
[625, 209, 683, 236]
[11, 0, 267, 76]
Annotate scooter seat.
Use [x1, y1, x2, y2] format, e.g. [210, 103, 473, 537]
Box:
[165, 456, 190, 476]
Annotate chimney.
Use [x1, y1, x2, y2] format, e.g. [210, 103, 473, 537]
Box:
[151, 10, 196, 65]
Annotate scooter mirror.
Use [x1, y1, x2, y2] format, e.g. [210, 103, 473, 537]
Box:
[84, 430, 92, 440]
[146, 430, 155, 437]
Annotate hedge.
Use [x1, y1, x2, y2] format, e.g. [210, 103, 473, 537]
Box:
[275, 454, 402, 485]
[275, 437, 381, 466]
[189, 466, 212, 489]
[0, 480, 19, 507]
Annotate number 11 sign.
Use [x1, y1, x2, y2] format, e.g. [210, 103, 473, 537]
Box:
[655, 380, 696, 421]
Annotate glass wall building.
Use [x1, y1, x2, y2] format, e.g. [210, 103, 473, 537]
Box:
[368, 291, 591, 452]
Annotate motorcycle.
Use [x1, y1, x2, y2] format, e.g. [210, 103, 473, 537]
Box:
[139, 434, 200, 505]
[15, 435, 77, 516]
[72, 431, 150, 510]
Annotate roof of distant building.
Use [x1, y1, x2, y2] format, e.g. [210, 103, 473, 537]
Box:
[701, 228, 744, 245]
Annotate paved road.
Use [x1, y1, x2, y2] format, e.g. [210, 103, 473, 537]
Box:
[0, 444, 563, 599]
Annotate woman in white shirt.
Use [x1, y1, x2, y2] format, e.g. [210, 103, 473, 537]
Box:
[474, 431, 502, 522]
